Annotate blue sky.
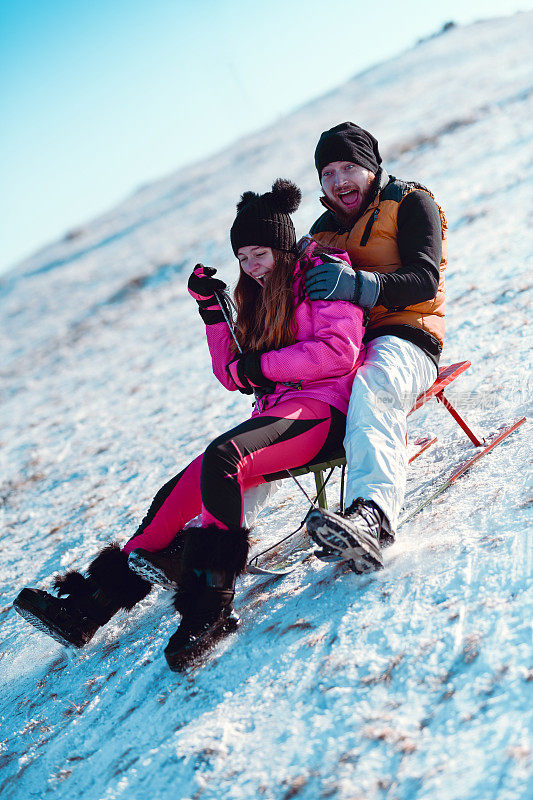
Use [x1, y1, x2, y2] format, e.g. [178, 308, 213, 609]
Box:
[1, 0, 530, 274]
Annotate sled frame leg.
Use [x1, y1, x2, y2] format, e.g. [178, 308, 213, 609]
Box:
[436, 391, 484, 447]
[314, 468, 335, 510]
[339, 463, 346, 514]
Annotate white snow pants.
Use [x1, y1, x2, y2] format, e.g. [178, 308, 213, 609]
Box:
[344, 335, 437, 532]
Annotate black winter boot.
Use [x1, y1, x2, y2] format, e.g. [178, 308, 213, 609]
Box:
[306, 499, 389, 573]
[163, 525, 249, 671]
[127, 535, 186, 589]
[13, 544, 151, 648]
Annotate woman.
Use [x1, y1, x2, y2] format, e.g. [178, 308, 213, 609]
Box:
[14, 180, 365, 670]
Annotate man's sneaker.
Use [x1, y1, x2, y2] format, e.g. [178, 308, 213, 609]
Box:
[127, 538, 185, 589]
[306, 498, 385, 573]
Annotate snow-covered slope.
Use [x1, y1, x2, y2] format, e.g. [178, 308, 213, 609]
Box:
[1, 13, 531, 800]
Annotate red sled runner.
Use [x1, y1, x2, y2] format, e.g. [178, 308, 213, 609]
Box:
[248, 361, 526, 575]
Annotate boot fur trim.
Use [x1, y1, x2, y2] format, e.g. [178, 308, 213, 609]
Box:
[181, 525, 250, 576]
[88, 543, 151, 610]
[54, 570, 90, 597]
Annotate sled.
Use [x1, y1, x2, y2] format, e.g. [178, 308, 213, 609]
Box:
[247, 361, 525, 575]
[285, 360, 524, 511]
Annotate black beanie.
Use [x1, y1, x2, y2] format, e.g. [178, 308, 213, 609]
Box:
[314, 122, 382, 177]
[230, 178, 301, 256]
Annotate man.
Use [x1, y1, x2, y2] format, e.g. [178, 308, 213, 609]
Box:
[304, 121, 446, 573]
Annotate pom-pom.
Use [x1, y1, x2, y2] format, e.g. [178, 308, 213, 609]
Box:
[270, 179, 301, 214]
[236, 191, 260, 213]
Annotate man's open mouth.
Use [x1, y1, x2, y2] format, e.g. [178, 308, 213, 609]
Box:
[337, 189, 360, 208]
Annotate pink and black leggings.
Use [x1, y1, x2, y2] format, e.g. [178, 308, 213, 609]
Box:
[124, 398, 345, 554]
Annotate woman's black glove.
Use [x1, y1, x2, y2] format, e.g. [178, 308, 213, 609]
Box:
[226, 352, 276, 395]
[188, 264, 228, 324]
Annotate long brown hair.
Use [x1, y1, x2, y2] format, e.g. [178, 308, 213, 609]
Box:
[232, 249, 299, 353]
[231, 241, 344, 353]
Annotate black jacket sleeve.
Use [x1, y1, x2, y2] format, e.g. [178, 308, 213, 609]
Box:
[377, 190, 442, 308]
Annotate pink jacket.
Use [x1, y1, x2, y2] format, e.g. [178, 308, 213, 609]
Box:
[205, 242, 365, 415]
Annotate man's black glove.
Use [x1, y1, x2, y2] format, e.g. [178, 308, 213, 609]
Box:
[305, 254, 380, 308]
[227, 352, 276, 395]
[188, 264, 228, 324]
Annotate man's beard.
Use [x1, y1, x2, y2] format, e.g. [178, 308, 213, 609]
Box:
[327, 177, 377, 226]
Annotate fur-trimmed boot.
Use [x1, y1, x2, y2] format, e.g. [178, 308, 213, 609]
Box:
[127, 535, 187, 589]
[13, 544, 151, 648]
[164, 525, 249, 671]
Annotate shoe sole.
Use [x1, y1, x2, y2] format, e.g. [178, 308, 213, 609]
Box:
[13, 591, 85, 648]
[306, 510, 384, 573]
[165, 615, 240, 672]
[127, 551, 179, 589]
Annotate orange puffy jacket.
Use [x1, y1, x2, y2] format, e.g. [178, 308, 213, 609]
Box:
[311, 169, 447, 363]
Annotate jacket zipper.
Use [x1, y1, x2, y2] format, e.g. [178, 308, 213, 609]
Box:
[360, 208, 380, 246]
[254, 381, 303, 413]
